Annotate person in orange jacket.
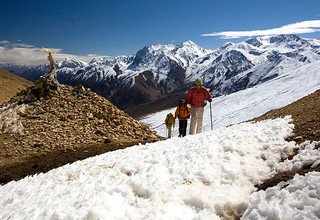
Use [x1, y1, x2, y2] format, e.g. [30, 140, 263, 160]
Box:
[174, 99, 191, 137]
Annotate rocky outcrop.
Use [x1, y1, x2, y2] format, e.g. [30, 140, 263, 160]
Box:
[0, 84, 161, 160]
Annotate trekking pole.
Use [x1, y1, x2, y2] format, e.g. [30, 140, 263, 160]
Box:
[172, 125, 174, 137]
[209, 102, 213, 130]
[154, 123, 165, 129]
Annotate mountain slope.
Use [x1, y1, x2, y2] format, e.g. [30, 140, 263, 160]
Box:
[0, 69, 32, 104]
[254, 89, 320, 143]
[142, 59, 320, 137]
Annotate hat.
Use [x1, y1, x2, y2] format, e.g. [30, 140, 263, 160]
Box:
[179, 99, 185, 105]
[195, 78, 202, 86]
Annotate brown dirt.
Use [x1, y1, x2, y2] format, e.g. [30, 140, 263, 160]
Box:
[0, 69, 32, 104]
[254, 89, 320, 144]
[253, 89, 320, 190]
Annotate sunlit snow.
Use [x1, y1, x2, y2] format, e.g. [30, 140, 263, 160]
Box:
[142, 60, 320, 138]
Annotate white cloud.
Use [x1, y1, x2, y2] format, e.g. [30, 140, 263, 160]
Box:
[0, 41, 108, 65]
[0, 40, 10, 44]
[202, 20, 320, 39]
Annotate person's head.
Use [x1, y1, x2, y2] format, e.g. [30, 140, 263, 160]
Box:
[179, 99, 185, 106]
[194, 78, 202, 86]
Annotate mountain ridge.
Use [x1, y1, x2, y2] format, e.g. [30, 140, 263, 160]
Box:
[1, 34, 319, 116]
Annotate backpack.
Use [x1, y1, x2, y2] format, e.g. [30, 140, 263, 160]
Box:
[165, 114, 175, 125]
[176, 104, 190, 119]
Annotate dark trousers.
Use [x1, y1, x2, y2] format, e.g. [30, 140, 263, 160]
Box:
[179, 120, 188, 137]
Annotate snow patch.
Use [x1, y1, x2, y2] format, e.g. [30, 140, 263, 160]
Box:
[0, 103, 28, 134]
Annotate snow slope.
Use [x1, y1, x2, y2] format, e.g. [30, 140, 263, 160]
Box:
[1, 118, 319, 219]
[141, 60, 320, 138]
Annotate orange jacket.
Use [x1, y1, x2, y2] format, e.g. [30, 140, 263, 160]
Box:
[175, 104, 190, 120]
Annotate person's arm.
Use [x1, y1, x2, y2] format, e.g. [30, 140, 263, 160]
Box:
[174, 107, 179, 118]
[205, 88, 213, 102]
[187, 105, 191, 118]
[185, 89, 192, 104]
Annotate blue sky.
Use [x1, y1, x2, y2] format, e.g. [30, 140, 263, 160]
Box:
[0, 0, 320, 60]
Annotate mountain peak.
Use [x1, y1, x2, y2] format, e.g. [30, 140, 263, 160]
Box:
[58, 57, 88, 68]
[245, 34, 311, 49]
[269, 34, 303, 43]
[220, 42, 235, 50]
[181, 40, 197, 47]
[245, 38, 263, 47]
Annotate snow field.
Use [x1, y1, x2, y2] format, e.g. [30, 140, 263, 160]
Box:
[242, 172, 320, 219]
[0, 117, 299, 219]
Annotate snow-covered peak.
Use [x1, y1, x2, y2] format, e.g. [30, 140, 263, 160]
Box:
[181, 40, 197, 47]
[177, 40, 212, 56]
[128, 41, 210, 72]
[89, 57, 112, 65]
[147, 44, 176, 53]
[252, 34, 311, 50]
[245, 38, 263, 47]
[305, 38, 320, 47]
[57, 57, 88, 69]
[179, 41, 196, 51]
[220, 42, 236, 50]
[269, 34, 306, 43]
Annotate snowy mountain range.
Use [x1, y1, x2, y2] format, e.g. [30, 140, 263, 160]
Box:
[1, 34, 320, 111]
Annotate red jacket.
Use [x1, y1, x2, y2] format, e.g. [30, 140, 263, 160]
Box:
[185, 86, 212, 108]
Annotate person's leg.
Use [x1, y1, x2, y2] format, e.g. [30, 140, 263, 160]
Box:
[182, 120, 187, 137]
[166, 125, 171, 138]
[168, 125, 172, 138]
[179, 120, 183, 137]
[189, 106, 197, 135]
[196, 107, 204, 134]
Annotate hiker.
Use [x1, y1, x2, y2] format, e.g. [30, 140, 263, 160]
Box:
[174, 99, 190, 137]
[185, 78, 212, 134]
[165, 113, 175, 138]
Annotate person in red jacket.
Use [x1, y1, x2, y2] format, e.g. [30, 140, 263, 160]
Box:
[185, 78, 212, 134]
